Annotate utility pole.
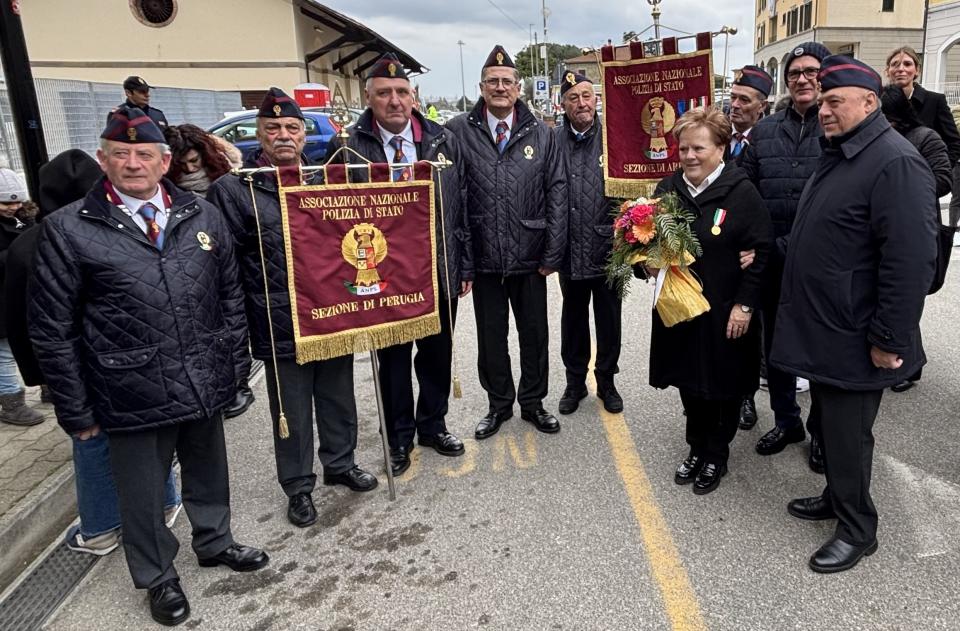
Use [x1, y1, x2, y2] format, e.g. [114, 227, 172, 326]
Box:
[0, 0, 48, 199]
[529, 24, 537, 82]
[541, 0, 550, 85]
[457, 40, 467, 112]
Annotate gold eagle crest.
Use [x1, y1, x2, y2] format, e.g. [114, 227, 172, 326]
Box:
[341, 223, 388, 287]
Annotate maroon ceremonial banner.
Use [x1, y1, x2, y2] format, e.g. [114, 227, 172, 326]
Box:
[601, 48, 714, 198]
[277, 163, 439, 363]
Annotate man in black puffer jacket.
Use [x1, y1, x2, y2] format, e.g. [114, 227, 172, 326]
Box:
[739, 41, 830, 470]
[553, 70, 622, 416]
[446, 45, 567, 439]
[208, 89, 378, 531]
[28, 108, 267, 626]
[338, 54, 474, 477]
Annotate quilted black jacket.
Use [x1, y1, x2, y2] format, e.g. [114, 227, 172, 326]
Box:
[740, 104, 823, 239]
[340, 108, 474, 296]
[446, 99, 567, 275]
[207, 152, 320, 360]
[555, 114, 615, 280]
[28, 178, 247, 434]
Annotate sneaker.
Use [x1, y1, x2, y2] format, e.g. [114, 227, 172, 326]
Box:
[165, 503, 183, 528]
[65, 525, 119, 556]
[759, 376, 769, 391]
[953, 231, 960, 248]
[796, 378, 810, 393]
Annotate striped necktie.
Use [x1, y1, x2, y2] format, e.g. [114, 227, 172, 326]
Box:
[389, 136, 411, 182]
[138, 202, 164, 249]
[495, 120, 509, 153]
[732, 132, 745, 157]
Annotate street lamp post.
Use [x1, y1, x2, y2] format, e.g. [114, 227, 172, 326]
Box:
[719, 25, 738, 95]
[457, 40, 467, 112]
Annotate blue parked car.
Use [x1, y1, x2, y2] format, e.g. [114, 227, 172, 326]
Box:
[207, 108, 346, 163]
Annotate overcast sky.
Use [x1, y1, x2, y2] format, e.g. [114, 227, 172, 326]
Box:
[324, 0, 755, 100]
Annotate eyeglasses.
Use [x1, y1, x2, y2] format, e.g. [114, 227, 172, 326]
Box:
[786, 67, 820, 83]
[482, 78, 518, 88]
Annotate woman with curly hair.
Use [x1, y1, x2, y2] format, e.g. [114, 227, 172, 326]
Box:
[163, 124, 242, 196]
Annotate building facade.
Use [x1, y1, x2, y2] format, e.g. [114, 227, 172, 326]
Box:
[754, 0, 925, 97]
[923, 0, 960, 100]
[20, 0, 423, 109]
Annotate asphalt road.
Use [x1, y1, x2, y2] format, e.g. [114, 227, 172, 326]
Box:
[45, 266, 960, 631]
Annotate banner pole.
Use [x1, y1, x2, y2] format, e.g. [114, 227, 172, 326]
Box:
[368, 349, 396, 501]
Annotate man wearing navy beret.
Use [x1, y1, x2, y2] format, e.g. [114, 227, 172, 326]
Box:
[772, 55, 938, 573]
[29, 107, 268, 625]
[726, 65, 773, 164]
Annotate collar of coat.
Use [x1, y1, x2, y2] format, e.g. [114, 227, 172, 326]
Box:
[353, 107, 443, 148]
[667, 162, 750, 213]
[910, 83, 927, 105]
[562, 114, 600, 141]
[82, 176, 195, 219]
[820, 110, 889, 159]
[242, 151, 318, 193]
[468, 97, 537, 132]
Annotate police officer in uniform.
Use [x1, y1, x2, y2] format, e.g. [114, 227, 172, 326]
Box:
[109, 76, 169, 129]
[446, 46, 567, 439]
[29, 108, 267, 626]
[554, 70, 623, 415]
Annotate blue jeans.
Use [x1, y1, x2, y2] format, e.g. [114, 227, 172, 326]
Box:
[0, 338, 22, 395]
[73, 431, 179, 537]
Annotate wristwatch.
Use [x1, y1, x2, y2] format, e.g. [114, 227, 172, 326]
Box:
[740, 305, 753, 314]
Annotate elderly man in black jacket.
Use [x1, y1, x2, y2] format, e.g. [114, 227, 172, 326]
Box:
[740, 42, 830, 469]
[554, 70, 621, 415]
[28, 108, 268, 626]
[446, 45, 567, 439]
[208, 89, 378, 529]
[339, 54, 473, 476]
[772, 56, 937, 573]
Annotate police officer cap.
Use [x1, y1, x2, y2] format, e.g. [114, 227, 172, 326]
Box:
[101, 105, 166, 144]
[818, 55, 882, 95]
[733, 65, 774, 98]
[0, 168, 29, 203]
[366, 53, 409, 81]
[783, 41, 831, 83]
[483, 45, 515, 69]
[257, 87, 304, 120]
[123, 76, 153, 92]
[560, 70, 592, 96]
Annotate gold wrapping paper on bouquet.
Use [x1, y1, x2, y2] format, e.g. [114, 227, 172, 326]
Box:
[631, 251, 711, 327]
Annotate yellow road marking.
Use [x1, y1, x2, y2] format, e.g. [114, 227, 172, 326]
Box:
[442, 439, 477, 478]
[506, 432, 538, 469]
[588, 360, 705, 631]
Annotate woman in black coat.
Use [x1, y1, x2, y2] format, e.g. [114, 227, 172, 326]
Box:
[647, 107, 772, 495]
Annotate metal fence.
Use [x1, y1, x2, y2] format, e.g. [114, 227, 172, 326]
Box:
[942, 82, 960, 107]
[0, 74, 240, 173]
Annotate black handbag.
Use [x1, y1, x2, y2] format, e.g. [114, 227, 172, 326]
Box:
[929, 223, 956, 295]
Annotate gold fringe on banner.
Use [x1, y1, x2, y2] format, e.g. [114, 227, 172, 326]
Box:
[294, 314, 441, 364]
[605, 179, 659, 200]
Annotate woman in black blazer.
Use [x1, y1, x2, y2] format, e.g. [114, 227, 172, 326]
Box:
[885, 46, 960, 393]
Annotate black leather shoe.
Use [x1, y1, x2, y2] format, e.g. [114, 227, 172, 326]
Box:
[223, 382, 255, 419]
[198, 543, 269, 572]
[597, 384, 624, 414]
[475, 410, 512, 440]
[389, 445, 412, 476]
[148, 578, 190, 626]
[674, 455, 704, 485]
[787, 495, 836, 521]
[755, 424, 805, 455]
[558, 386, 588, 415]
[809, 536, 878, 573]
[323, 465, 378, 492]
[808, 434, 825, 474]
[418, 432, 465, 456]
[521, 407, 561, 434]
[692, 462, 727, 495]
[286, 492, 317, 527]
[738, 397, 758, 430]
[891, 379, 916, 393]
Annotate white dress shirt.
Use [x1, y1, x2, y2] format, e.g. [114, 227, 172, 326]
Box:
[114, 185, 169, 235]
[486, 108, 514, 144]
[378, 119, 417, 164]
[683, 161, 726, 199]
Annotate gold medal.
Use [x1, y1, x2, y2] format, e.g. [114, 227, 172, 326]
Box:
[711, 225, 721, 236]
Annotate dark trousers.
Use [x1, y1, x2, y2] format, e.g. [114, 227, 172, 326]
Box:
[558, 275, 622, 387]
[264, 354, 357, 496]
[377, 297, 458, 449]
[109, 415, 233, 590]
[473, 273, 548, 413]
[809, 383, 883, 545]
[679, 390, 740, 465]
[761, 293, 803, 430]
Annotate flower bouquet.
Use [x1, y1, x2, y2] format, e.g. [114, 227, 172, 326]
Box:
[606, 192, 710, 327]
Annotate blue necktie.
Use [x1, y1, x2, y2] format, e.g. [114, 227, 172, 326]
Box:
[495, 121, 509, 154]
[732, 133, 745, 157]
[137, 203, 164, 249]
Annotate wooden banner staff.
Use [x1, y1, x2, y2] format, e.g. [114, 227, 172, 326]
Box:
[233, 155, 456, 503]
